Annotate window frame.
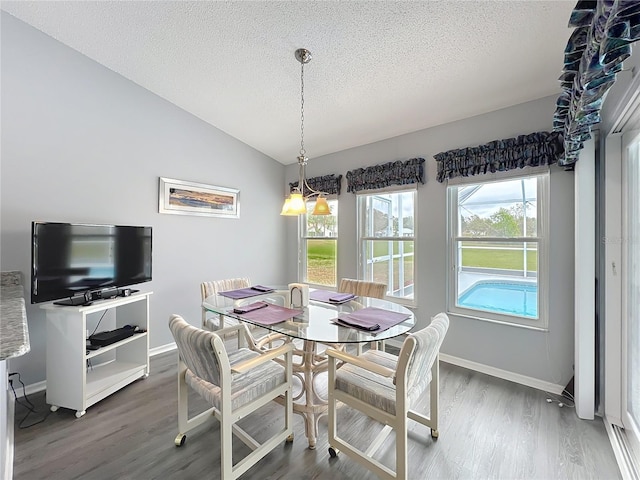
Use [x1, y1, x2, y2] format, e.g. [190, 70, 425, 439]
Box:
[446, 172, 550, 330]
[356, 186, 417, 307]
[299, 196, 338, 288]
[621, 128, 640, 461]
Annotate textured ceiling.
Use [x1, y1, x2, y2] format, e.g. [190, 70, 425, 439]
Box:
[1, 1, 575, 165]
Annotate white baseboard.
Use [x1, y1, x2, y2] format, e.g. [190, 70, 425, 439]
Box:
[10, 379, 46, 398]
[15, 348, 564, 399]
[439, 353, 565, 395]
[150, 342, 176, 356]
[13, 343, 178, 399]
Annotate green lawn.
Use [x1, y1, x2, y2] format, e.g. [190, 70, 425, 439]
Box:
[462, 247, 537, 271]
[305, 240, 537, 286]
[306, 239, 336, 286]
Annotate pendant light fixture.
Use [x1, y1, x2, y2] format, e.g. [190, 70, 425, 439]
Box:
[280, 48, 331, 216]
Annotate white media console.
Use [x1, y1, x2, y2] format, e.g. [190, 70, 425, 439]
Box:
[41, 291, 152, 418]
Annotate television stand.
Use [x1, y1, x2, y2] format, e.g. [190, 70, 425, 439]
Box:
[42, 292, 152, 418]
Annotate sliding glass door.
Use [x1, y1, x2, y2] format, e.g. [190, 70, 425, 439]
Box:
[622, 129, 640, 460]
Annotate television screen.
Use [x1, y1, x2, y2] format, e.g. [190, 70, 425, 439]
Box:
[31, 222, 152, 304]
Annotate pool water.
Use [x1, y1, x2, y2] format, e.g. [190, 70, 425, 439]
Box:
[458, 281, 537, 318]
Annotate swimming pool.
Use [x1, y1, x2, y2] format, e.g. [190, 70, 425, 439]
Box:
[458, 280, 538, 318]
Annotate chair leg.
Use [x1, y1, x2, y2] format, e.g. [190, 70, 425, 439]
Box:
[176, 359, 189, 438]
[328, 355, 338, 451]
[430, 355, 439, 437]
[396, 414, 408, 480]
[220, 411, 233, 479]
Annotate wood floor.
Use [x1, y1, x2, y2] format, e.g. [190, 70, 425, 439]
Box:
[13, 350, 621, 480]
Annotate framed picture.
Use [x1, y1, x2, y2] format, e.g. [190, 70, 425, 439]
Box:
[159, 177, 240, 218]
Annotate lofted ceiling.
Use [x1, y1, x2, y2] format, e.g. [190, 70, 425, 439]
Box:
[1, 1, 575, 165]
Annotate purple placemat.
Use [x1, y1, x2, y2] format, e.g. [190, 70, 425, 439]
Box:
[334, 307, 411, 332]
[233, 301, 269, 314]
[219, 285, 275, 299]
[235, 303, 303, 325]
[310, 289, 356, 304]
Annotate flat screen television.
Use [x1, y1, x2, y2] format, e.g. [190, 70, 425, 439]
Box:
[31, 222, 152, 305]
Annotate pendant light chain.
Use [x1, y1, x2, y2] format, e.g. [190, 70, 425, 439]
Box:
[300, 60, 306, 159]
[280, 48, 331, 216]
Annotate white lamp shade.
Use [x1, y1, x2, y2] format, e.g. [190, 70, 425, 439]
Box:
[280, 192, 306, 216]
[287, 192, 306, 214]
[280, 198, 296, 216]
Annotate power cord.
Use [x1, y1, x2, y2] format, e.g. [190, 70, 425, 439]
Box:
[8, 372, 51, 428]
[90, 309, 109, 337]
[545, 390, 576, 408]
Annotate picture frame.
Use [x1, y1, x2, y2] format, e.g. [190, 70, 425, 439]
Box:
[158, 177, 240, 218]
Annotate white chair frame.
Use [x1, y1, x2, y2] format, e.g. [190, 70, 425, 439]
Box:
[201, 277, 251, 348]
[172, 319, 294, 480]
[326, 313, 448, 480]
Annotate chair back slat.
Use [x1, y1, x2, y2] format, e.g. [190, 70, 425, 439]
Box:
[201, 277, 251, 307]
[338, 278, 386, 299]
[397, 313, 449, 395]
[169, 314, 225, 386]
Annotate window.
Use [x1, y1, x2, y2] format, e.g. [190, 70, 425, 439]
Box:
[357, 189, 415, 304]
[301, 198, 338, 287]
[447, 175, 548, 328]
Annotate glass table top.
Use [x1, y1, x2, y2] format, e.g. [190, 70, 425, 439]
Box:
[202, 291, 415, 344]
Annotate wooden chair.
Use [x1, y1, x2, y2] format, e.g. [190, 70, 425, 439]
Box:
[326, 313, 449, 480]
[338, 278, 387, 352]
[169, 314, 293, 480]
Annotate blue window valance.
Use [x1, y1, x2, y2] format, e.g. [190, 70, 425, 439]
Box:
[290, 174, 342, 195]
[433, 131, 563, 183]
[553, 0, 640, 166]
[346, 158, 425, 193]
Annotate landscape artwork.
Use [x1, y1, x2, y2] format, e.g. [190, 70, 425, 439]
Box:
[159, 177, 239, 218]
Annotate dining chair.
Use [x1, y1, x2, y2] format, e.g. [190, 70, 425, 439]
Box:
[169, 314, 294, 480]
[201, 277, 251, 347]
[338, 278, 387, 352]
[201, 277, 251, 329]
[326, 312, 449, 480]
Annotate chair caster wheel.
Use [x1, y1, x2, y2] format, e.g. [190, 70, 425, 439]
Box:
[175, 434, 186, 447]
[50, 405, 59, 412]
[431, 429, 439, 439]
[75, 410, 86, 418]
[286, 434, 294, 443]
[328, 446, 339, 458]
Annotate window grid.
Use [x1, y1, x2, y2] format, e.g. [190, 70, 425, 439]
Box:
[300, 198, 338, 287]
[357, 189, 416, 305]
[447, 175, 548, 329]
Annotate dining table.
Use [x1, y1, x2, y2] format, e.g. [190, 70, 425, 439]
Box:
[202, 288, 415, 449]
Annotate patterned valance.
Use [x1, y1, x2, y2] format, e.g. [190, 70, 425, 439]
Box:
[290, 174, 342, 195]
[346, 158, 425, 193]
[433, 131, 563, 183]
[553, 0, 640, 166]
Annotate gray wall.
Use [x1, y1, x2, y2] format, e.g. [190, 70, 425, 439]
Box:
[1, 11, 576, 390]
[285, 95, 576, 386]
[1, 13, 289, 384]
